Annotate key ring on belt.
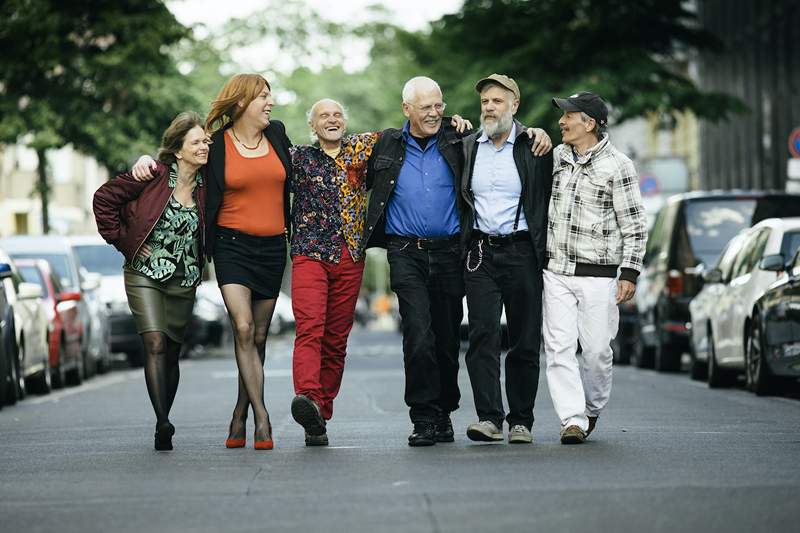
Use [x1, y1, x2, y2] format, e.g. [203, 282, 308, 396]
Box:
[465, 239, 483, 272]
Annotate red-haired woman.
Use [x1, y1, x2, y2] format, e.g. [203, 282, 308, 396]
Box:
[134, 74, 291, 450]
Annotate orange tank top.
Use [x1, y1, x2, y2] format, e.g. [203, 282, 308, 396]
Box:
[217, 133, 286, 236]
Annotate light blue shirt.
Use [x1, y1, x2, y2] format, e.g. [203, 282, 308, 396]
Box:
[472, 122, 528, 234]
[385, 122, 460, 238]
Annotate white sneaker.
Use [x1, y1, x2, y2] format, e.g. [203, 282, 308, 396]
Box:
[466, 420, 503, 442]
[508, 425, 533, 444]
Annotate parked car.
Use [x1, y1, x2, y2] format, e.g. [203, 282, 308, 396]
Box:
[15, 259, 84, 388]
[0, 249, 50, 402]
[0, 236, 112, 377]
[69, 236, 141, 366]
[746, 249, 800, 395]
[633, 191, 800, 372]
[186, 280, 229, 352]
[270, 291, 295, 336]
[689, 218, 800, 386]
[460, 297, 508, 349]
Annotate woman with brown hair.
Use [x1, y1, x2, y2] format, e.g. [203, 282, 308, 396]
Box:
[94, 111, 208, 451]
[134, 74, 291, 450]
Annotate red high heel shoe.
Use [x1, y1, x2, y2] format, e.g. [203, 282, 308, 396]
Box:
[254, 421, 273, 450]
[225, 437, 246, 448]
[225, 420, 246, 448]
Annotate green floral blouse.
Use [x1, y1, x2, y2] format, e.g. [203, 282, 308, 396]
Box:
[130, 166, 202, 287]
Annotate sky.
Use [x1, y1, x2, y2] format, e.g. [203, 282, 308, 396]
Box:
[167, 0, 464, 31]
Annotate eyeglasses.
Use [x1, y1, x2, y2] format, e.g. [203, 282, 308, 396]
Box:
[408, 102, 447, 114]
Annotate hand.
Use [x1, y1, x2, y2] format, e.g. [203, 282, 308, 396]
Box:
[616, 280, 636, 304]
[526, 127, 552, 156]
[136, 244, 153, 261]
[132, 155, 157, 182]
[451, 115, 473, 133]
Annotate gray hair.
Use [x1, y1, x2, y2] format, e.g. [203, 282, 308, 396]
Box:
[306, 98, 348, 143]
[401, 76, 442, 104]
[580, 112, 607, 140]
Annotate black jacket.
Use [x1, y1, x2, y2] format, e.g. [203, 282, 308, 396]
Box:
[460, 119, 554, 268]
[204, 120, 293, 259]
[365, 120, 468, 248]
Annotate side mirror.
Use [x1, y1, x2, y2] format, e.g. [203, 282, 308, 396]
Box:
[758, 254, 785, 272]
[0, 263, 11, 279]
[18, 282, 43, 300]
[702, 268, 722, 284]
[57, 291, 82, 302]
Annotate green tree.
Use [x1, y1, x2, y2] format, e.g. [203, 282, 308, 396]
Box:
[0, 0, 200, 233]
[400, 0, 744, 134]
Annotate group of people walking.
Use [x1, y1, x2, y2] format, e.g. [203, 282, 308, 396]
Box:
[93, 71, 646, 451]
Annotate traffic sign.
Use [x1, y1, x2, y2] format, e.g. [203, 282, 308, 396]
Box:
[789, 127, 800, 158]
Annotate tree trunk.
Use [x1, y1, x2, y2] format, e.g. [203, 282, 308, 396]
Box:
[35, 147, 50, 234]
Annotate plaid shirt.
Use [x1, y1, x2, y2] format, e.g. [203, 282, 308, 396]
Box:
[546, 135, 647, 280]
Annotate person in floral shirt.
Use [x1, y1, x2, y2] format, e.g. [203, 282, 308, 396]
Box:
[288, 99, 379, 446]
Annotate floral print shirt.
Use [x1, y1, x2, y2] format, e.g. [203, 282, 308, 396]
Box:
[290, 132, 380, 263]
[130, 166, 203, 287]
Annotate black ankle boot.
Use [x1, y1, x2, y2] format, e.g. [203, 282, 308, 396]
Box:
[408, 422, 436, 447]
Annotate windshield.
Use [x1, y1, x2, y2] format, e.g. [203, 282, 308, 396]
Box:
[781, 231, 800, 263]
[73, 244, 125, 276]
[10, 253, 76, 290]
[683, 200, 756, 266]
[17, 265, 48, 295]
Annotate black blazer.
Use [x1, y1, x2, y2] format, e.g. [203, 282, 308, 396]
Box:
[204, 120, 293, 259]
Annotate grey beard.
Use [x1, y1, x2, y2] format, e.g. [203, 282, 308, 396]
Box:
[481, 111, 513, 139]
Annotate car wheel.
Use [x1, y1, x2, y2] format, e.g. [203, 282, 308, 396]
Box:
[654, 337, 681, 372]
[0, 335, 9, 409]
[52, 341, 67, 389]
[707, 328, 735, 388]
[13, 340, 27, 401]
[29, 352, 52, 395]
[127, 346, 145, 368]
[746, 315, 775, 395]
[632, 320, 654, 369]
[66, 349, 84, 387]
[688, 341, 707, 381]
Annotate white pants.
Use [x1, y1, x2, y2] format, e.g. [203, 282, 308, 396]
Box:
[543, 270, 619, 431]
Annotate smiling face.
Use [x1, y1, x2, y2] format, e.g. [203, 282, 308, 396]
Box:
[558, 110, 595, 146]
[310, 100, 346, 144]
[176, 125, 209, 168]
[479, 84, 518, 139]
[238, 83, 274, 129]
[402, 87, 444, 138]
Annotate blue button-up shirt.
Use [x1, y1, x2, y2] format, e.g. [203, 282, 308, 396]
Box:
[472, 122, 528, 234]
[385, 122, 460, 238]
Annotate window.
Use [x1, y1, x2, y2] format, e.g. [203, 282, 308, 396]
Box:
[683, 199, 757, 268]
[716, 234, 746, 283]
[731, 228, 769, 279]
[779, 231, 800, 263]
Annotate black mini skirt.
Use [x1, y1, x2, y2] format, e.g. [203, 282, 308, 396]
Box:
[213, 226, 287, 300]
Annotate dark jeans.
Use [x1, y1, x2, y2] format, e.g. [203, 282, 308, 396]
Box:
[387, 237, 464, 423]
[464, 238, 542, 429]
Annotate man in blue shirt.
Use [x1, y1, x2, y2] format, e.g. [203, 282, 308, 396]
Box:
[366, 76, 551, 446]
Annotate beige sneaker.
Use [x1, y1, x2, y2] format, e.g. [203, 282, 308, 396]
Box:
[508, 425, 533, 444]
[466, 420, 503, 442]
[560, 425, 586, 444]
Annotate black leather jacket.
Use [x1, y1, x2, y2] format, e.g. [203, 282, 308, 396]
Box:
[365, 120, 467, 248]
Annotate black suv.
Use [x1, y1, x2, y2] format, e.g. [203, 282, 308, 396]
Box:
[633, 191, 800, 372]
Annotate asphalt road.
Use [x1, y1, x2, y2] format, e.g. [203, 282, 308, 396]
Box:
[1, 329, 799, 533]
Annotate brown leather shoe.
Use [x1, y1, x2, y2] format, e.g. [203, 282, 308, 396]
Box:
[587, 416, 598, 437]
[560, 425, 586, 444]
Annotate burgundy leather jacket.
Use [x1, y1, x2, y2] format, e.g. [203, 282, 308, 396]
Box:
[93, 161, 207, 263]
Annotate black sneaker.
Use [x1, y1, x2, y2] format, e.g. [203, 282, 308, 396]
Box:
[291, 395, 326, 436]
[408, 422, 436, 447]
[434, 413, 454, 443]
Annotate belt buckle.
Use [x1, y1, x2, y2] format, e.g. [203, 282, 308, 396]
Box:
[486, 234, 499, 247]
[416, 238, 425, 250]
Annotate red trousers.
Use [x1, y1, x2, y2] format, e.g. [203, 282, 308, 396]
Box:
[291, 247, 365, 420]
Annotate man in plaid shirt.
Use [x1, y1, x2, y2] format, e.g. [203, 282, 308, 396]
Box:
[544, 91, 647, 444]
